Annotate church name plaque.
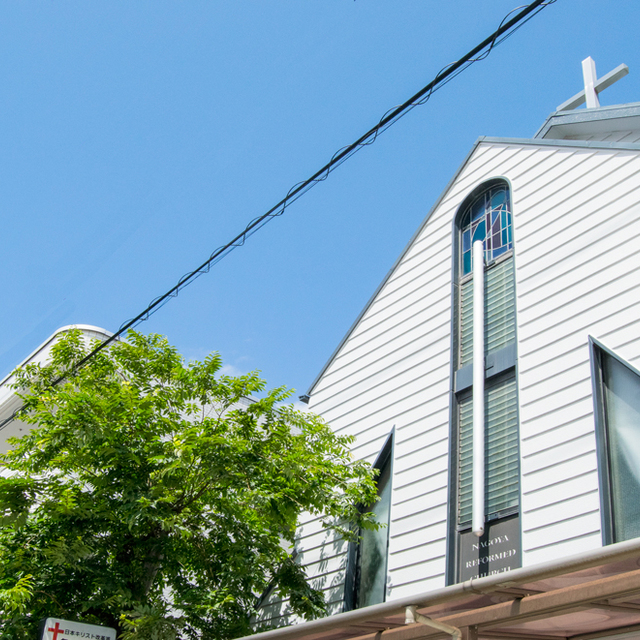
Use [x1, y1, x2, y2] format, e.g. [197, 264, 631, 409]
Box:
[458, 516, 521, 581]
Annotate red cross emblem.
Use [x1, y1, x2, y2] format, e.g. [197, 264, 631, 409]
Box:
[47, 622, 65, 640]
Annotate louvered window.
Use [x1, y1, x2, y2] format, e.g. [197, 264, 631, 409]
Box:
[457, 374, 520, 527]
[459, 258, 515, 367]
[451, 180, 520, 555]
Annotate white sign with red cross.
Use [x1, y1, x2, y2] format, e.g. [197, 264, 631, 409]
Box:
[40, 618, 117, 640]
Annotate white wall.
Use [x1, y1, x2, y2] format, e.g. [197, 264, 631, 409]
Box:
[258, 138, 640, 626]
[513, 144, 640, 565]
[0, 325, 112, 454]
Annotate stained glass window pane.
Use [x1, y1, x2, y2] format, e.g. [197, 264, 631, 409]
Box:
[471, 199, 484, 221]
[472, 220, 486, 244]
[463, 230, 471, 252]
[461, 186, 512, 275]
[463, 251, 471, 275]
[493, 244, 507, 258]
[491, 189, 506, 208]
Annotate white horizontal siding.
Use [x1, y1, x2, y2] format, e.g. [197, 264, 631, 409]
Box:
[391, 485, 448, 521]
[298, 141, 553, 608]
[521, 399, 594, 454]
[514, 144, 640, 565]
[521, 431, 595, 476]
[259, 138, 640, 627]
[524, 470, 600, 512]
[523, 511, 601, 555]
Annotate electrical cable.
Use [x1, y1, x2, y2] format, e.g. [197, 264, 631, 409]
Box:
[0, 0, 557, 432]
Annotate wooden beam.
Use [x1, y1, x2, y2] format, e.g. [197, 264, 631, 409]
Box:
[436, 567, 640, 630]
[571, 622, 640, 640]
[342, 569, 640, 640]
[588, 600, 640, 614]
[479, 633, 566, 640]
[460, 626, 478, 640]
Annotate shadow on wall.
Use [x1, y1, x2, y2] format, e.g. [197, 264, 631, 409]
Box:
[253, 524, 350, 628]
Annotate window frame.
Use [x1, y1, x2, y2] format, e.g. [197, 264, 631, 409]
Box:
[343, 429, 394, 612]
[589, 336, 640, 545]
[446, 178, 521, 586]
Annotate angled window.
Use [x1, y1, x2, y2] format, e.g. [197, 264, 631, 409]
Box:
[448, 180, 521, 584]
[591, 338, 640, 544]
[344, 433, 393, 611]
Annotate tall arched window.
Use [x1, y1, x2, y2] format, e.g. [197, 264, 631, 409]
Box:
[448, 180, 521, 584]
[458, 183, 515, 368]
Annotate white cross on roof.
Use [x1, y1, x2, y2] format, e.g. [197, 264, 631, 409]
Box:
[557, 56, 629, 112]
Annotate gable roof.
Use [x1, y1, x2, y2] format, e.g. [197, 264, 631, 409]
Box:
[305, 135, 640, 398]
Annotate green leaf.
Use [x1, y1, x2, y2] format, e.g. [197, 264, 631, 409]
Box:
[0, 329, 378, 639]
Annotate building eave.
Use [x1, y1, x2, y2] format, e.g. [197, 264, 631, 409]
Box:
[0, 324, 113, 390]
[534, 101, 640, 140]
[240, 537, 640, 640]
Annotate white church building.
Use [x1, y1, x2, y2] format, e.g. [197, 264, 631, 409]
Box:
[247, 59, 640, 640]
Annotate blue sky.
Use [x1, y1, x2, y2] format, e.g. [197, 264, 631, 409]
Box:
[2, 0, 640, 398]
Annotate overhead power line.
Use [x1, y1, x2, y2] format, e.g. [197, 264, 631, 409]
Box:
[0, 0, 557, 432]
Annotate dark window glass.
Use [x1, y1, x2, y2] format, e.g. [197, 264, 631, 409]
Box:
[355, 460, 391, 608]
[595, 345, 640, 542]
[344, 443, 392, 611]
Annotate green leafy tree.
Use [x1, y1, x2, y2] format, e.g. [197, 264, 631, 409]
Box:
[0, 331, 378, 639]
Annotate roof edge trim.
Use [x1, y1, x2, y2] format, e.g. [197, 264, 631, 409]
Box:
[0, 324, 113, 388]
[305, 137, 487, 397]
[534, 101, 640, 139]
[305, 134, 640, 399]
[484, 136, 640, 151]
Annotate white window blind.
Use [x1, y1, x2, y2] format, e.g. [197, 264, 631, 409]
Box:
[460, 257, 515, 367]
[458, 374, 519, 527]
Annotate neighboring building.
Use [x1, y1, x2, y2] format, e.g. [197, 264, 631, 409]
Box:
[0, 324, 113, 454]
[248, 59, 640, 640]
[0, 325, 257, 454]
